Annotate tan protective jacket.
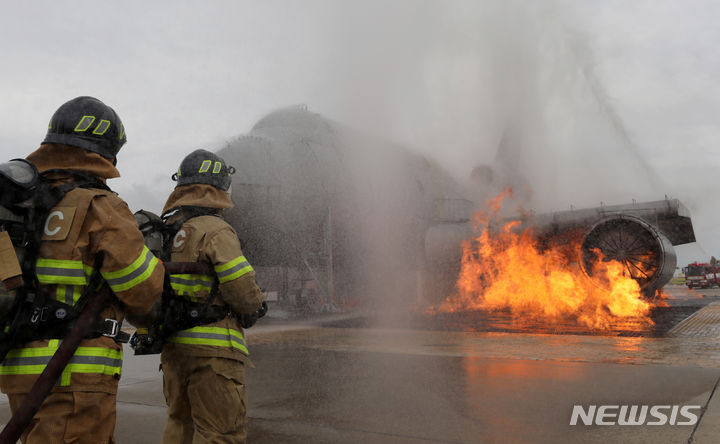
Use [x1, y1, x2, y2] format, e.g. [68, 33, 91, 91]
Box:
[160, 184, 264, 365]
[0, 144, 164, 395]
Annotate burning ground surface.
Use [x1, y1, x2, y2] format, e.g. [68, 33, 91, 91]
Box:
[430, 189, 664, 333]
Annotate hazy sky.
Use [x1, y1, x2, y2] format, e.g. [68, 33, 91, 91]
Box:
[0, 0, 717, 265]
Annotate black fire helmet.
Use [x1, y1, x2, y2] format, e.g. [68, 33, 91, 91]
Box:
[43, 96, 127, 159]
[171, 149, 235, 191]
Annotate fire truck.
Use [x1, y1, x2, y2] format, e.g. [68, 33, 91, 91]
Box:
[683, 262, 720, 289]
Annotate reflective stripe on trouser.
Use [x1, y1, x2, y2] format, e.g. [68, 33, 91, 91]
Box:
[0, 339, 123, 386]
[168, 327, 248, 355]
[214, 256, 253, 284]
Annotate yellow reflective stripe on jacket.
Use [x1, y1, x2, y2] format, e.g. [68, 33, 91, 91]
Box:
[169, 273, 214, 296]
[59, 346, 123, 386]
[102, 245, 159, 292]
[35, 259, 93, 286]
[55, 284, 82, 306]
[214, 256, 253, 284]
[168, 326, 248, 355]
[0, 340, 123, 386]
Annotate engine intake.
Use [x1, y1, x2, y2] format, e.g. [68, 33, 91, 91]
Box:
[580, 216, 676, 295]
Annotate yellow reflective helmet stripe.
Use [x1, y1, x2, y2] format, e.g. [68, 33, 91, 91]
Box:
[74, 115, 95, 132]
[92, 119, 111, 135]
[168, 326, 248, 355]
[198, 160, 212, 173]
[102, 245, 160, 293]
[214, 256, 253, 284]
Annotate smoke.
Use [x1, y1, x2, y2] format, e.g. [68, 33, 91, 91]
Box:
[1, 1, 713, 264]
[226, 0, 673, 317]
[213, 1, 680, 317]
[2, 1, 706, 298]
[306, 0, 662, 213]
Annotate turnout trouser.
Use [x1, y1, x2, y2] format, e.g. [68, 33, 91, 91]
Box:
[8, 391, 116, 444]
[161, 354, 247, 444]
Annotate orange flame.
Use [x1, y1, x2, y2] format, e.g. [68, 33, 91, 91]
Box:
[436, 189, 653, 330]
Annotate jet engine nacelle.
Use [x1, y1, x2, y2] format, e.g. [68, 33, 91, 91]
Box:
[515, 198, 694, 296]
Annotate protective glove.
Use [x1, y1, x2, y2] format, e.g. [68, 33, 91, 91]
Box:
[126, 300, 162, 328]
[238, 301, 268, 329]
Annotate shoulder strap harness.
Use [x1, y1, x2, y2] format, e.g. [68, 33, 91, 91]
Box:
[3, 169, 123, 347]
[159, 206, 231, 330]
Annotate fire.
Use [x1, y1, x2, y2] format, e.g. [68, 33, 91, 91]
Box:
[435, 189, 654, 330]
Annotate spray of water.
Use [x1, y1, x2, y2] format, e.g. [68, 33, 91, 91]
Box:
[301, 1, 666, 313]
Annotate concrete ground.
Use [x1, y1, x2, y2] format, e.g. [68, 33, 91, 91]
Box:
[2, 284, 720, 443]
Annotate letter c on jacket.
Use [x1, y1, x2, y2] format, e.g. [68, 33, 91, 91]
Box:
[173, 229, 187, 248]
[44, 211, 64, 236]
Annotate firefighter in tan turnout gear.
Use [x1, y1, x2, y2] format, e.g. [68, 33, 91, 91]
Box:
[0, 96, 164, 443]
[160, 149, 265, 443]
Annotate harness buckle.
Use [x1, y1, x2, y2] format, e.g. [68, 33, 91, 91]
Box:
[102, 319, 119, 338]
[30, 308, 40, 324]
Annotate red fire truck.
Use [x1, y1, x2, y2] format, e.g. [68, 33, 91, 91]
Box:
[683, 262, 720, 289]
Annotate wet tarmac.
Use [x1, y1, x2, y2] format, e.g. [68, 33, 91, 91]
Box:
[1, 284, 720, 443]
[323, 305, 701, 338]
[247, 348, 718, 443]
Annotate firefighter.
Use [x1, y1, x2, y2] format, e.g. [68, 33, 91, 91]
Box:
[0, 96, 164, 443]
[160, 149, 265, 443]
